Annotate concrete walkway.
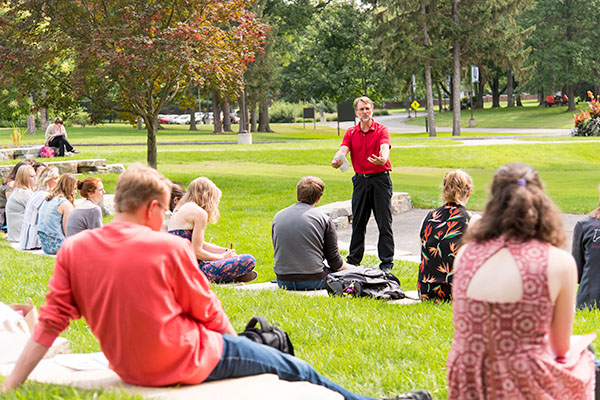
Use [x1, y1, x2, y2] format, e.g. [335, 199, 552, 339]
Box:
[335, 208, 586, 263]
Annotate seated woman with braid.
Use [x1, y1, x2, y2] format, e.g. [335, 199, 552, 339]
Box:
[167, 177, 257, 283]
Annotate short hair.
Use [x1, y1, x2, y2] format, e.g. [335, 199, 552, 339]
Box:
[170, 181, 186, 211]
[35, 166, 59, 191]
[353, 96, 373, 109]
[14, 165, 34, 190]
[32, 161, 46, 173]
[463, 163, 565, 247]
[54, 117, 63, 124]
[47, 173, 79, 205]
[114, 165, 171, 213]
[296, 176, 325, 205]
[176, 177, 221, 223]
[442, 170, 473, 204]
[78, 177, 102, 199]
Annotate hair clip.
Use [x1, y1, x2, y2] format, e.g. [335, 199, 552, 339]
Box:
[517, 178, 526, 186]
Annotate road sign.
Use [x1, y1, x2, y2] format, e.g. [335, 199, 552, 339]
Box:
[411, 100, 420, 110]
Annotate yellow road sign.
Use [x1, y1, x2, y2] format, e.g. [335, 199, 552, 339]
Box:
[411, 100, 420, 110]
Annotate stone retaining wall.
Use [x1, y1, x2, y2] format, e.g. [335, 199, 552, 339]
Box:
[0, 158, 125, 178]
[318, 192, 411, 229]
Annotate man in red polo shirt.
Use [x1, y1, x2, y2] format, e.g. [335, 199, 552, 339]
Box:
[331, 96, 394, 272]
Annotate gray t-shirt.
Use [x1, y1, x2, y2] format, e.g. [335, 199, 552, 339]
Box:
[272, 202, 343, 280]
[66, 206, 102, 237]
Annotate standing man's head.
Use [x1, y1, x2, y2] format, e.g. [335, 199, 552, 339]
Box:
[114, 165, 171, 231]
[353, 96, 373, 123]
[296, 176, 325, 205]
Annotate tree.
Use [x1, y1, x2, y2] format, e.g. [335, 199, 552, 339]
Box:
[0, 1, 266, 168]
[520, 0, 600, 111]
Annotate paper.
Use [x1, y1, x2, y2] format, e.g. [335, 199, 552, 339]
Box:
[52, 352, 109, 371]
[333, 154, 350, 172]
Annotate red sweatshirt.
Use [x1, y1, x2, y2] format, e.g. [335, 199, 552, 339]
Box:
[32, 221, 230, 386]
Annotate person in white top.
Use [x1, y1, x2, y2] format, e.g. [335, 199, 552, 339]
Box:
[5, 165, 35, 242]
[44, 117, 80, 157]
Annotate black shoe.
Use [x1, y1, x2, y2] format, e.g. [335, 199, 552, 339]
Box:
[380, 265, 393, 273]
[381, 390, 432, 400]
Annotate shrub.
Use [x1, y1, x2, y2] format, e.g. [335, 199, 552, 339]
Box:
[73, 109, 91, 127]
[373, 109, 390, 116]
[270, 101, 305, 123]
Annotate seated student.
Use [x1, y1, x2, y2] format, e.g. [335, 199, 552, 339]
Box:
[44, 117, 80, 157]
[272, 176, 350, 290]
[168, 177, 257, 283]
[1, 166, 431, 400]
[37, 174, 78, 254]
[66, 177, 104, 237]
[572, 185, 600, 309]
[20, 167, 60, 250]
[447, 163, 595, 399]
[0, 161, 33, 231]
[418, 170, 473, 302]
[5, 165, 36, 242]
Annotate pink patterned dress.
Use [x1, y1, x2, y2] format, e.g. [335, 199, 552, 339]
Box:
[447, 238, 595, 399]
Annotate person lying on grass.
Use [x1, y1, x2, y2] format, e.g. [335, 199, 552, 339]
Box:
[1, 165, 431, 400]
[167, 176, 257, 283]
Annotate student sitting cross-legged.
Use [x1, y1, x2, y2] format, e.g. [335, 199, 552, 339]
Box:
[272, 176, 351, 291]
[1, 166, 431, 400]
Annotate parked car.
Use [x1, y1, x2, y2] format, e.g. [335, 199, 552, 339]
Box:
[158, 114, 176, 124]
[169, 114, 191, 125]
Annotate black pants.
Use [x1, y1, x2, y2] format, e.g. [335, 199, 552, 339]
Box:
[347, 172, 394, 270]
[48, 136, 74, 156]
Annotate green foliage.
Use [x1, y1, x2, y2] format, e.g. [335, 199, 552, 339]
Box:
[72, 110, 91, 127]
[269, 101, 306, 123]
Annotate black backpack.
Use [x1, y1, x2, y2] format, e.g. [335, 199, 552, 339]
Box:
[238, 316, 295, 356]
[326, 266, 406, 300]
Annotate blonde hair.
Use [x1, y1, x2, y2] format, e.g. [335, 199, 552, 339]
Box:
[14, 165, 34, 190]
[353, 96, 373, 109]
[176, 177, 222, 223]
[114, 165, 171, 213]
[35, 166, 59, 191]
[47, 173, 79, 205]
[442, 170, 473, 204]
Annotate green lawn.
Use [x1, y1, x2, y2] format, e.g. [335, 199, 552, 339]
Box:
[2, 125, 600, 399]
[404, 101, 586, 129]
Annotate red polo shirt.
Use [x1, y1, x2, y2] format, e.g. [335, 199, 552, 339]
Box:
[341, 120, 392, 174]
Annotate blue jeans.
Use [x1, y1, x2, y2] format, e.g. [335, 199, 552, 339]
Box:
[206, 335, 375, 400]
[277, 279, 327, 291]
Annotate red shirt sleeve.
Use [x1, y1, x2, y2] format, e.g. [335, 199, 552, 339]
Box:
[169, 242, 230, 334]
[379, 125, 391, 146]
[341, 128, 353, 149]
[32, 253, 82, 347]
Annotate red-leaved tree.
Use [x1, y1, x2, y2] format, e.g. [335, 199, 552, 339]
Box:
[0, 0, 266, 168]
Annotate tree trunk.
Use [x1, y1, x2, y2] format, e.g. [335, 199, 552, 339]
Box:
[567, 84, 575, 111]
[144, 115, 158, 169]
[320, 102, 326, 122]
[424, 62, 436, 137]
[189, 109, 197, 131]
[475, 81, 485, 109]
[420, 0, 436, 137]
[436, 83, 443, 113]
[250, 103, 257, 132]
[26, 113, 37, 134]
[491, 77, 501, 108]
[38, 89, 48, 132]
[258, 97, 271, 132]
[211, 89, 223, 134]
[452, 43, 461, 136]
[539, 87, 544, 106]
[507, 69, 514, 107]
[516, 94, 523, 107]
[222, 101, 232, 132]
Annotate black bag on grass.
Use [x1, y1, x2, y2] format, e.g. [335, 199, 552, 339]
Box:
[326, 266, 406, 300]
[239, 316, 295, 356]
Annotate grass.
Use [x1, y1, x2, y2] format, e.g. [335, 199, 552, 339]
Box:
[405, 101, 585, 129]
[2, 123, 600, 399]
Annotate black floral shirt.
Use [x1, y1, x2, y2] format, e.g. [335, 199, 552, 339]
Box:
[418, 203, 471, 302]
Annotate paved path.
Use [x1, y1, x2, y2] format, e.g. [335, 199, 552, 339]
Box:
[336, 208, 585, 263]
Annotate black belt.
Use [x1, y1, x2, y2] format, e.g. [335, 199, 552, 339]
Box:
[356, 171, 388, 178]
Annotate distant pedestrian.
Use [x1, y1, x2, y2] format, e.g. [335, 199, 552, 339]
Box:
[44, 117, 80, 157]
[331, 96, 394, 271]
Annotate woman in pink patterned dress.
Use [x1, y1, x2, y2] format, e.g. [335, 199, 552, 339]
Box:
[447, 163, 595, 399]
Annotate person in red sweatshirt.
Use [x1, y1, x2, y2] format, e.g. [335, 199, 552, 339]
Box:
[2, 165, 430, 400]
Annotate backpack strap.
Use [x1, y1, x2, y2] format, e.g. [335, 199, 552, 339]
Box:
[245, 316, 273, 332]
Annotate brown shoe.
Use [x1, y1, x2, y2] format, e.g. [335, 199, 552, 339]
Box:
[232, 271, 258, 283]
